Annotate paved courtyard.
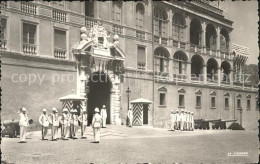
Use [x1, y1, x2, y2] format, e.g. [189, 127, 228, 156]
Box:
[1, 125, 258, 163]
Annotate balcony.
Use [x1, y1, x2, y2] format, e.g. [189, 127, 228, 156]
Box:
[136, 30, 145, 40]
[54, 47, 66, 59]
[137, 63, 146, 70]
[173, 74, 187, 81]
[21, 2, 37, 15]
[0, 39, 7, 50]
[53, 9, 67, 22]
[113, 24, 123, 35]
[86, 16, 97, 28]
[23, 43, 37, 55]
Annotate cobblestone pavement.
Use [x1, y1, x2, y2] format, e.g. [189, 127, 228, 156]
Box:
[2, 125, 258, 163]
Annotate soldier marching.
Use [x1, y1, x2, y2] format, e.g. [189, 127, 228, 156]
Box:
[170, 109, 194, 131]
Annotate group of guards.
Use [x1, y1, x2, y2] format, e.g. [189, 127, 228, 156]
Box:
[18, 105, 108, 143]
[170, 109, 194, 131]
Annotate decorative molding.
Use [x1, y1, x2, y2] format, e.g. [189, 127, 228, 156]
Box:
[158, 86, 167, 92]
[178, 88, 186, 93]
[236, 94, 242, 98]
[224, 92, 230, 97]
[195, 89, 202, 95]
[246, 94, 251, 99]
[210, 90, 216, 96]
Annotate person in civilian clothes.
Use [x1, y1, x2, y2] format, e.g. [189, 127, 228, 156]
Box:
[18, 107, 29, 143]
[127, 107, 133, 127]
[170, 110, 175, 131]
[78, 108, 88, 139]
[60, 108, 69, 140]
[92, 107, 101, 143]
[39, 108, 50, 140]
[49, 107, 59, 141]
[180, 109, 184, 131]
[73, 109, 79, 139]
[175, 110, 180, 130]
[191, 112, 194, 131]
[100, 105, 107, 128]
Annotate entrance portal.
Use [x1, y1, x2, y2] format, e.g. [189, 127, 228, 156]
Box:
[87, 72, 112, 125]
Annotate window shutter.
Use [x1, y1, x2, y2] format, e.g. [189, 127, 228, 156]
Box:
[54, 29, 66, 49]
[137, 46, 146, 66]
[180, 27, 184, 41]
[164, 59, 168, 73]
[154, 19, 159, 36]
[162, 22, 166, 37]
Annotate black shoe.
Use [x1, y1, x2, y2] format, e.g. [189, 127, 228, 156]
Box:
[96, 141, 99, 143]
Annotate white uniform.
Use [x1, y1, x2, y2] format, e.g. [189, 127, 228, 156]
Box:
[60, 113, 70, 139]
[39, 114, 50, 139]
[78, 113, 88, 138]
[19, 112, 29, 142]
[127, 110, 133, 127]
[191, 114, 194, 130]
[180, 112, 184, 130]
[176, 112, 180, 130]
[49, 113, 59, 140]
[92, 113, 102, 142]
[100, 109, 107, 128]
[73, 114, 79, 138]
[170, 113, 175, 131]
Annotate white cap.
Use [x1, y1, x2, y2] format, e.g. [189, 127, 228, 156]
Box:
[82, 109, 87, 112]
[95, 107, 99, 113]
[63, 108, 68, 112]
[22, 107, 27, 112]
[102, 105, 106, 108]
[43, 109, 47, 112]
[52, 107, 57, 111]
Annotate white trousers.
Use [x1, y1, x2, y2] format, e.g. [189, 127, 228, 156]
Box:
[129, 118, 133, 127]
[81, 125, 87, 137]
[20, 126, 27, 142]
[171, 121, 175, 130]
[51, 126, 58, 139]
[93, 127, 100, 142]
[102, 117, 107, 127]
[43, 127, 48, 138]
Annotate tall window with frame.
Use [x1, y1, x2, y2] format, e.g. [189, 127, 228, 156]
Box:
[51, 1, 65, 9]
[256, 98, 259, 111]
[54, 29, 66, 59]
[0, 18, 7, 49]
[246, 94, 251, 110]
[154, 48, 169, 75]
[154, 6, 167, 37]
[112, 1, 122, 24]
[178, 88, 186, 108]
[158, 86, 167, 107]
[224, 92, 230, 109]
[172, 12, 185, 41]
[173, 51, 187, 76]
[137, 46, 146, 70]
[136, 3, 144, 30]
[210, 91, 216, 108]
[237, 99, 241, 109]
[85, 1, 94, 17]
[23, 22, 37, 55]
[195, 89, 202, 108]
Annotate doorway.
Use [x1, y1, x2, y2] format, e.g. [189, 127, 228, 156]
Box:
[87, 72, 111, 125]
[143, 104, 149, 125]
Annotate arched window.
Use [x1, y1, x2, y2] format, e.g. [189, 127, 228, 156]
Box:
[206, 24, 217, 50]
[191, 54, 204, 80]
[173, 51, 188, 75]
[207, 58, 218, 82]
[154, 47, 169, 73]
[220, 28, 229, 52]
[112, 1, 122, 24]
[136, 3, 145, 29]
[221, 61, 231, 83]
[154, 6, 168, 37]
[172, 12, 186, 41]
[190, 18, 202, 46]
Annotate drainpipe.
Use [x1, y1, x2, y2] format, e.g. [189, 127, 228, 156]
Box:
[152, 0, 155, 127]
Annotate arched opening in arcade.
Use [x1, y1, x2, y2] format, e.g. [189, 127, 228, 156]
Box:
[220, 28, 229, 52]
[87, 71, 112, 125]
[154, 6, 168, 36]
[190, 18, 202, 46]
[154, 47, 170, 75]
[221, 61, 231, 83]
[173, 51, 188, 76]
[136, 3, 145, 29]
[191, 54, 204, 80]
[172, 12, 186, 41]
[206, 24, 217, 50]
[207, 58, 218, 82]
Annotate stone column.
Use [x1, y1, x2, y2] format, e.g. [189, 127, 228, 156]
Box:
[218, 67, 221, 86]
[230, 69, 233, 86]
[185, 16, 191, 43]
[186, 61, 191, 82]
[201, 21, 206, 48]
[216, 26, 220, 51]
[203, 64, 207, 83]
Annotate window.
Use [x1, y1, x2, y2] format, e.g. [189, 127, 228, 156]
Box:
[1, 18, 7, 39]
[173, 51, 188, 75]
[137, 46, 146, 69]
[196, 96, 201, 107]
[136, 3, 144, 29]
[112, 1, 122, 24]
[225, 97, 229, 109]
[159, 93, 166, 106]
[23, 23, 36, 45]
[256, 100, 259, 111]
[179, 95, 185, 107]
[85, 1, 94, 17]
[211, 97, 216, 108]
[247, 99, 251, 109]
[154, 7, 167, 37]
[52, 1, 65, 9]
[237, 99, 241, 109]
[54, 29, 66, 59]
[154, 47, 169, 73]
[172, 13, 185, 41]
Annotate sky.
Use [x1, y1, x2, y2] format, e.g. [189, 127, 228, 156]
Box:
[226, 0, 259, 64]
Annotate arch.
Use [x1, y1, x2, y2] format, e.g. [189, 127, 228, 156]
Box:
[220, 28, 229, 52]
[173, 51, 188, 75]
[172, 12, 186, 41]
[190, 18, 202, 45]
[154, 6, 168, 20]
[191, 54, 204, 78]
[154, 6, 168, 37]
[207, 58, 218, 81]
[112, 1, 122, 24]
[221, 61, 231, 82]
[154, 47, 170, 73]
[136, 3, 145, 29]
[206, 24, 217, 50]
[172, 12, 186, 26]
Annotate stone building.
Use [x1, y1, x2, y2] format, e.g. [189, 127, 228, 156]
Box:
[1, 1, 258, 130]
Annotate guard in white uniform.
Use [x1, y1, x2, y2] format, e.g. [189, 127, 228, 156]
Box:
[78, 108, 88, 139]
[92, 107, 101, 143]
[127, 107, 133, 127]
[191, 112, 194, 131]
[187, 111, 191, 131]
[100, 105, 107, 128]
[170, 110, 175, 131]
[175, 110, 180, 130]
[73, 109, 79, 139]
[180, 109, 184, 131]
[60, 108, 70, 140]
[18, 107, 29, 143]
[49, 107, 59, 141]
[39, 108, 50, 140]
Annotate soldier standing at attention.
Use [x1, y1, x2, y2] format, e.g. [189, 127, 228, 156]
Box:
[49, 107, 59, 141]
[73, 109, 79, 139]
[39, 109, 50, 140]
[127, 107, 133, 127]
[100, 105, 107, 128]
[60, 108, 69, 140]
[184, 110, 188, 130]
[191, 112, 194, 131]
[78, 108, 88, 139]
[92, 107, 101, 143]
[170, 110, 175, 131]
[175, 110, 180, 130]
[18, 107, 29, 143]
[180, 109, 184, 131]
[69, 109, 74, 138]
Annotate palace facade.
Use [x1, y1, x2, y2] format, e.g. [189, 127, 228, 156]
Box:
[1, 1, 258, 130]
